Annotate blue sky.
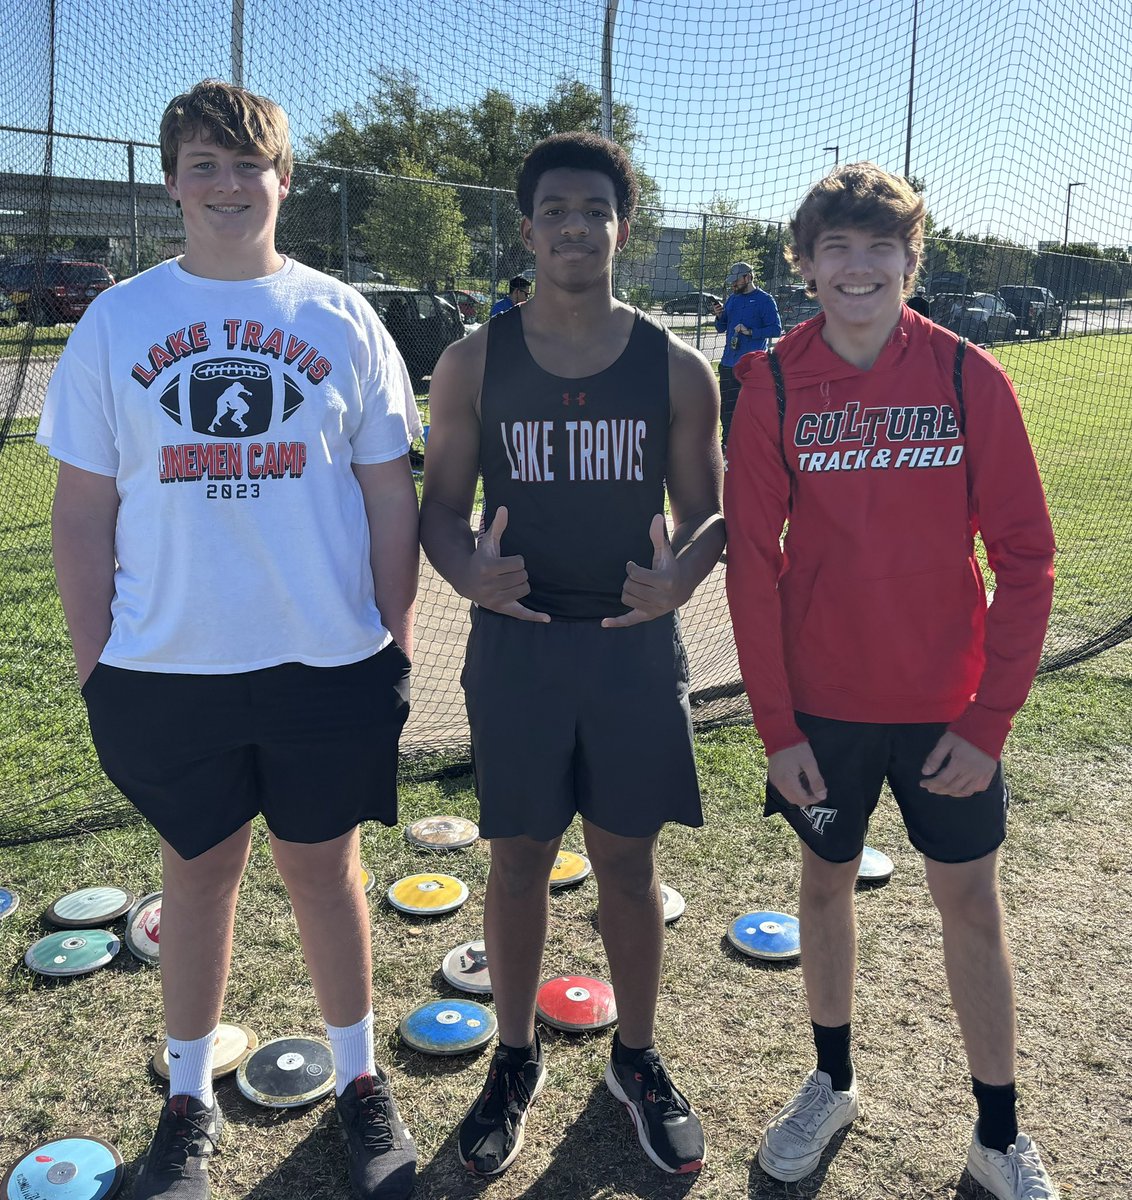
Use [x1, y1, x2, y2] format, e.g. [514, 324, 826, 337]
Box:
[3, 0, 1129, 248]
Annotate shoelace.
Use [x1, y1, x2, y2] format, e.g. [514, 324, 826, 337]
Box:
[775, 1075, 839, 1139]
[479, 1057, 535, 1129]
[355, 1088, 395, 1152]
[152, 1107, 218, 1173]
[1010, 1143, 1055, 1199]
[634, 1053, 691, 1121]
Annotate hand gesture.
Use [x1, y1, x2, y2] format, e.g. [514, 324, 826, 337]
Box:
[602, 514, 683, 629]
[735, 323, 751, 336]
[919, 731, 997, 797]
[767, 741, 829, 808]
[467, 506, 550, 623]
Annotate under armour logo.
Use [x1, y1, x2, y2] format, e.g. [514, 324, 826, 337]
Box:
[562, 391, 587, 406]
[801, 805, 837, 834]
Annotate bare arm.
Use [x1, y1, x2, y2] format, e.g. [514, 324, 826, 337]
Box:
[354, 455, 420, 659]
[602, 337, 725, 628]
[420, 332, 548, 621]
[52, 462, 119, 685]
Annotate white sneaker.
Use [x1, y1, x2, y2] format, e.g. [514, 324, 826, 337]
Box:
[967, 1131, 1060, 1199]
[756, 1069, 858, 1182]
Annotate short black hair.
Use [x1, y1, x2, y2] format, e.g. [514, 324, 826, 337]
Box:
[509, 275, 531, 292]
[516, 132, 639, 221]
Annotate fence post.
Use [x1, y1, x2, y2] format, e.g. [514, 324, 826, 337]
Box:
[490, 191, 499, 299]
[126, 142, 139, 277]
[696, 213, 708, 350]
[340, 171, 349, 283]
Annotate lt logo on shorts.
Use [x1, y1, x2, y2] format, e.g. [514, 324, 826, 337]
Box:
[801, 805, 837, 834]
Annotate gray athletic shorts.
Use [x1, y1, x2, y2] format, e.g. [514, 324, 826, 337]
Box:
[461, 607, 703, 841]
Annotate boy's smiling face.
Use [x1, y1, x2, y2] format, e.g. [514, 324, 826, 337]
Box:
[165, 134, 289, 274]
[799, 226, 917, 334]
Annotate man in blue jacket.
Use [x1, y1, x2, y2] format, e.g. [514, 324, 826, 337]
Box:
[713, 261, 781, 448]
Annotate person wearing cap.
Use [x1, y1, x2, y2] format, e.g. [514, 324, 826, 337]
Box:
[713, 262, 782, 448]
[490, 275, 532, 317]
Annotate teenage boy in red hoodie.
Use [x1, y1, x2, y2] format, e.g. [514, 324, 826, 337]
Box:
[723, 163, 1058, 1200]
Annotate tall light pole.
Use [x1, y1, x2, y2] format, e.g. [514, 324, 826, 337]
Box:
[601, 0, 621, 141]
[1063, 181, 1085, 250]
[904, 0, 920, 179]
[823, 145, 839, 167]
[231, 0, 244, 86]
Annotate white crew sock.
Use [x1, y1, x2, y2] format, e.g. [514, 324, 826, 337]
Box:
[166, 1029, 216, 1108]
[326, 1010, 376, 1096]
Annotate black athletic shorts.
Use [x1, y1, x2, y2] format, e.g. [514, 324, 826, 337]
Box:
[461, 607, 703, 841]
[765, 712, 1009, 865]
[82, 643, 411, 860]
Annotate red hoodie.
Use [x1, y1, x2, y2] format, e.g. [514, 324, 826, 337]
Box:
[723, 308, 1055, 760]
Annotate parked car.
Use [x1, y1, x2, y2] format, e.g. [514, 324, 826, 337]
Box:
[2, 260, 115, 324]
[353, 284, 466, 390]
[0, 291, 17, 327]
[996, 285, 1064, 337]
[779, 287, 822, 330]
[440, 288, 489, 323]
[662, 291, 722, 316]
[931, 292, 1018, 344]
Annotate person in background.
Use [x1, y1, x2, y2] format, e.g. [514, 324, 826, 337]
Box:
[712, 261, 781, 448]
[490, 275, 532, 316]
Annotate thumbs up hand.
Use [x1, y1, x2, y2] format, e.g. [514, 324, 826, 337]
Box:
[467, 506, 551, 622]
[601, 514, 683, 629]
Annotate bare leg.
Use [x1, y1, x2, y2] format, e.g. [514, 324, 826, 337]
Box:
[799, 843, 860, 1027]
[483, 834, 562, 1047]
[924, 851, 1016, 1085]
[159, 824, 253, 1039]
[583, 821, 662, 1048]
[270, 827, 371, 1027]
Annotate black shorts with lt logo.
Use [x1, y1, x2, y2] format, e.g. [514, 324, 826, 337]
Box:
[765, 712, 1009, 865]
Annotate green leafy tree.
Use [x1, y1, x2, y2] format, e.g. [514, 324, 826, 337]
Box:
[678, 196, 760, 292]
[355, 154, 471, 287]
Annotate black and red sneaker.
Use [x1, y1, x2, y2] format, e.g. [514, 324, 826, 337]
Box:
[604, 1037, 705, 1174]
[134, 1094, 224, 1200]
[335, 1071, 417, 1200]
[457, 1036, 547, 1176]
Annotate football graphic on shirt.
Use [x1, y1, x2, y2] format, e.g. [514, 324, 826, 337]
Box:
[158, 357, 304, 437]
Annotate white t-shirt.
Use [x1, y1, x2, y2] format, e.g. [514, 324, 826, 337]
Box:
[37, 258, 423, 673]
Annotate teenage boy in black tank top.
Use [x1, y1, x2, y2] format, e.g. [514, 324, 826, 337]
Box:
[421, 133, 724, 1179]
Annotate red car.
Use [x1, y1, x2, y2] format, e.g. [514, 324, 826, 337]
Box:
[4, 260, 115, 324]
[440, 289, 488, 323]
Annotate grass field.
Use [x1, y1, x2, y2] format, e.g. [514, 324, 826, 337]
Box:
[0, 331, 1130, 1196]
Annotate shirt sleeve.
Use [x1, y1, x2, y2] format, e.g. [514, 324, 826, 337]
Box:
[947, 351, 1056, 758]
[723, 354, 807, 755]
[714, 296, 729, 333]
[350, 311, 424, 464]
[35, 310, 119, 477]
[752, 292, 783, 340]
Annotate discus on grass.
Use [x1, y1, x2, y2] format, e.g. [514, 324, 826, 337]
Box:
[0, 887, 18, 921]
[236, 1036, 335, 1108]
[400, 999, 496, 1055]
[441, 938, 492, 994]
[660, 884, 686, 924]
[152, 1022, 258, 1081]
[548, 851, 590, 890]
[404, 815, 478, 850]
[857, 846, 894, 885]
[46, 887, 134, 929]
[124, 892, 162, 965]
[726, 911, 801, 961]
[536, 975, 617, 1032]
[1, 1134, 124, 1200]
[360, 865, 376, 894]
[24, 930, 121, 978]
[387, 873, 468, 916]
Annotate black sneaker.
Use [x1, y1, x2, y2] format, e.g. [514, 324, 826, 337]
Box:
[335, 1071, 417, 1200]
[457, 1036, 547, 1176]
[134, 1094, 224, 1200]
[604, 1041, 706, 1174]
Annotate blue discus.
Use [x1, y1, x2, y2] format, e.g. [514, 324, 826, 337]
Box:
[399, 999, 497, 1056]
[727, 911, 801, 961]
[0, 887, 18, 921]
[2, 1134, 124, 1199]
[857, 846, 894, 884]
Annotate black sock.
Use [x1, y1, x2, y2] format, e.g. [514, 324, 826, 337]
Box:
[500, 1039, 537, 1064]
[972, 1077, 1018, 1153]
[612, 1032, 653, 1064]
[811, 1022, 853, 1092]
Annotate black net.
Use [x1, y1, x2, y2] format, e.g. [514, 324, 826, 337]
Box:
[2, 0, 1130, 844]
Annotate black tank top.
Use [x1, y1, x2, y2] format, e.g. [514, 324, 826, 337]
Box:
[480, 307, 670, 619]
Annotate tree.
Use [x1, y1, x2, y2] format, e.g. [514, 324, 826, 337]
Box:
[678, 196, 761, 292]
[355, 154, 471, 287]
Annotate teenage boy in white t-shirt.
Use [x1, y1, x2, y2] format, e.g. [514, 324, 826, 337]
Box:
[38, 80, 421, 1200]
